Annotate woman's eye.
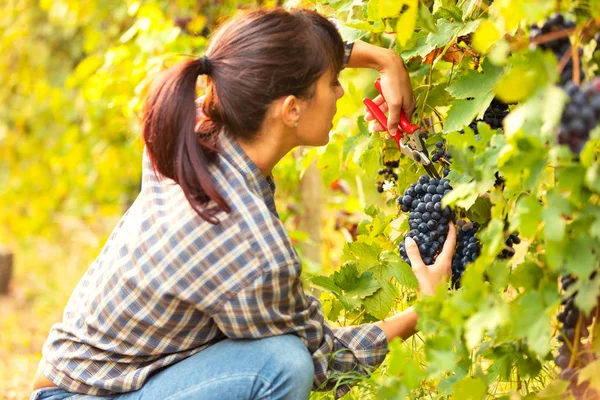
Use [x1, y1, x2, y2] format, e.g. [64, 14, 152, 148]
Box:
[332, 79, 341, 87]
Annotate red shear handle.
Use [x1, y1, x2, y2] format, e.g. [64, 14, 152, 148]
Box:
[362, 98, 403, 151]
[374, 78, 419, 135]
[362, 98, 405, 139]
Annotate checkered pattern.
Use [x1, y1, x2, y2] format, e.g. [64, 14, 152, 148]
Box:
[40, 132, 388, 398]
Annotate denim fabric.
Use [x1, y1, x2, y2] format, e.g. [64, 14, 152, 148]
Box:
[31, 335, 314, 400]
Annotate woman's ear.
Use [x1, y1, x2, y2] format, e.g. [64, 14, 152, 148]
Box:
[280, 95, 302, 128]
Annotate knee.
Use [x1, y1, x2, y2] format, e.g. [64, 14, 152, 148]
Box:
[261, 335, 314, 393]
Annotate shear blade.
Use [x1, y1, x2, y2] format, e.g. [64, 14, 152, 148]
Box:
[424, 164, 440, 179]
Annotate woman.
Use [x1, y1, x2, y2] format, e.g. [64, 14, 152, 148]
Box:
[31, 8, 456, 400]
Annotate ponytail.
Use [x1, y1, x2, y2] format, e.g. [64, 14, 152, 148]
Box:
[142, 56, 230, 224]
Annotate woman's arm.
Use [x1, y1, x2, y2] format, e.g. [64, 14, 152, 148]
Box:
[346, 40, 416, 136]
[375, 223, 457, 342]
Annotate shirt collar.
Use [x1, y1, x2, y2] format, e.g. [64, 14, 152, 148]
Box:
[218, 131, 278, 216]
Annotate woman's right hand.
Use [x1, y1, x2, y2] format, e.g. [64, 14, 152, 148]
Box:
[405, 222, 457, 296]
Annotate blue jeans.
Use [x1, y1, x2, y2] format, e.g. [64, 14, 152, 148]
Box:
[30, 335, 314, 400]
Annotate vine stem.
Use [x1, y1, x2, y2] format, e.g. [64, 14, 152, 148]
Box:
[568, 314, 583, 369]
[349, 308, 366, 325]
[417, 63, 434, 126]
[572, 35, 581, 85]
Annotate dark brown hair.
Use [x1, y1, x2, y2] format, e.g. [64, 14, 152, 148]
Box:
[142, 8, 344, 224]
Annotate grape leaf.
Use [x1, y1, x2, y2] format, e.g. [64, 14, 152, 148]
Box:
[401, 19, 479, 60]
[465, 302, 508, 350]
[564, 235, 597, 277]
[346, 271, 382, 299]
[363, 279, 397, 319]
[510, 195, 542, 238]
[444, 59, 504, 133]
[446, 62, 504, 99]
[309, 275, 340, 294]
[578, 359, 600, 392]
[345, 241, 381, 270]
[535, 380, 570, 399]
[511, 292, 552, 356]
[333, 263, 361, 291]
[509, 263, 544, 291]
[542, 191, 571, 242]
[574, 274, 600, 315]
[453, 377, 488, 400]
[585, 163, 600, 193]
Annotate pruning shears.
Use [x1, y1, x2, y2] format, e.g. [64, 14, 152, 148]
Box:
[362, 78, 440, 179]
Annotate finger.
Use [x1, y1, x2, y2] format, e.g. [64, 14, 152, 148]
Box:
[368, 121, 386, 132]
[387, 101, 401, 137]
[405, 236, 425, 269]
[435, 222, 457, 276]
[403, 95, 416, 121]
[372, 95, 385, 106]
[364, 104, 389, 120]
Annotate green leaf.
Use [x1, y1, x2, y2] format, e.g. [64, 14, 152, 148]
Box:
[444, 95, 494, 133]
[511, 195, 542, 238]
[442, 181, 479, 209]
[387, 339, 425, 389]
[446, 62, 504, 100]
[511, 292, 552, 356]
[444, 59, 504, 133]
[453, 377, 488, 400]
[574, 275, 600, 315]
[509, 263, 544, 291]
[425, 336, 460, 373]
[333, 263, 361, 291]
[465, 196, 492, 225]
[585, 163, 600, 193]
[418, 3, 437, 33]
[542, 191, 571, 242]
[363, 279, 397, 319]
[564, 235, 597, 277]
[346, 271, 382, 299]
[309, 275, 340, 294]
[388, 261, 419, 289]
[535, 379, 571, 399]
[465, 302, 508, 350]
[400, 19, 479, 59]
[345, 241, 381, 270]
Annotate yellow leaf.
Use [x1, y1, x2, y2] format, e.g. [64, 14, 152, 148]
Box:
[187, 15, 206, 34]
[395, 0, 418, 47]
[472, 20, 500, 54]
[495, 65, 536, 103]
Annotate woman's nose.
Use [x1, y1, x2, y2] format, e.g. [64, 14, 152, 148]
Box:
[336, 85, 344, 99]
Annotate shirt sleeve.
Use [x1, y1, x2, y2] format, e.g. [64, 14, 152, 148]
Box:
[213, 261, 389, 398]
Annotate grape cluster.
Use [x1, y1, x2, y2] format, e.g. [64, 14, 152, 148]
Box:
[558, 79, 600, 154]
[529, 13, 583, 85]
[397, 175, 454, 265]
[451, 220, 481, 288]
[463, 99, 510, 134]
[376, 160, 399, 193]
[431, 141, 448, 163]
[555, 272, 599, 398]
[497, 232, 521, 259]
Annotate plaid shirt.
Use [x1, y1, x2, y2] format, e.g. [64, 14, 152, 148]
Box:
[40, 131, 388, 398]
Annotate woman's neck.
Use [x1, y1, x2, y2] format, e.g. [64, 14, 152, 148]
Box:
[235, 125, 296, 177]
